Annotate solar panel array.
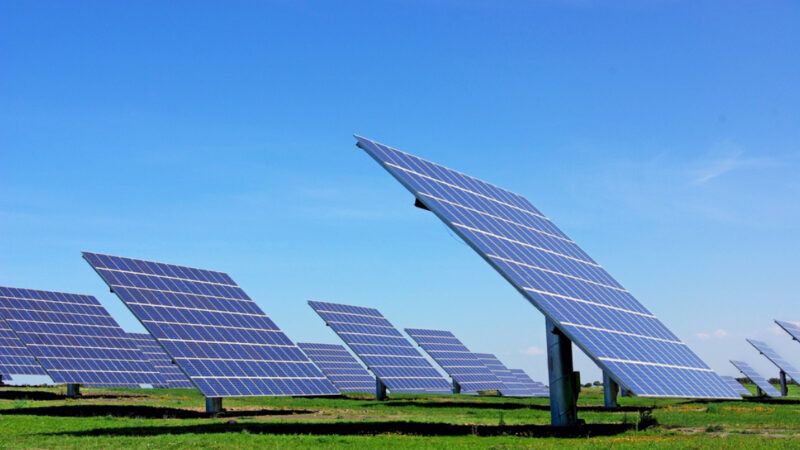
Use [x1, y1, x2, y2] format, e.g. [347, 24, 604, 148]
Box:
[404, 328, 505, 394]
[84, 252, 338, 398]
[355, 135, 737, 399]
[730, 360, 781, 397]
[746, 339, 800, 383]
[0, 286, 162, 387]
[775, 320, 800, 342]
[127, 332, 194, 388]
[0, 316, 49, 382]
[509, 368, 550, 397]
[720, 375, 751, 397]
[298, 342, 375, 392]
[475, 353, 547, 397]
[308, 301, 452, 394]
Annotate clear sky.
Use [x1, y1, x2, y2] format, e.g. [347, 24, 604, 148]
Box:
[1, 1, 799, 384]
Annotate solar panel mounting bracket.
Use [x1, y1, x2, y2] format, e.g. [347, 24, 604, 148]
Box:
[603, 372, 619, 409]
[780, 370, 788, 396]
[413, 197, 430, 211]
[376, 379, 387, 401]
[546, 319, 581, 427]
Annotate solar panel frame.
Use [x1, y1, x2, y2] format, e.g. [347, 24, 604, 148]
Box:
[355, 135, 738, 400]
[508, 368, 550, 397]
[0, 286, 163, 387]
[127, 332, 195, 389]
[0, 316, 50, 382]
[474, 353, 547, 397]
[719, 375, 751, 397]
[308, 300, 452, 394]
[404, 328, 506, 394]
[775, 320, 800, 342]
[746, 339, 800, 383]
[730, 360, 781, 397]
[84, 252, 339, 398]
[298, 342, 375, 393]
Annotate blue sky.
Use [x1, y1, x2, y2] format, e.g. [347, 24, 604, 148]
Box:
[1, 1, 799, 384]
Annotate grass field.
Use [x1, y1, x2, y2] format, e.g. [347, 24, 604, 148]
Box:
[1, 384, 799, 448]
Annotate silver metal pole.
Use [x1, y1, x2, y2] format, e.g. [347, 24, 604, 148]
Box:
[546, 318, 579, 426]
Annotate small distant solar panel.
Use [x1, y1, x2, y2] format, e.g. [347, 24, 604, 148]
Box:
[308, 301, 452, 394]
[746, 339, 800, 383]
[355, 136, 738, 399]
[730, 360, 781, 397]
[775, 320, 800, 342]
[509, 368, 550, 397]
[720, 375, 751, 397]
[0, 286, 162, 387]
[0, 317, 49, 382]
[475, 353, 547, 397]
[84, 252, 338, 398]
[404, 328, 505, 394]
[127, 332, 194, 388]
[298, 342, 375, 392]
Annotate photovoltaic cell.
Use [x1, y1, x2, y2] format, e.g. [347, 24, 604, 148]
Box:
[775, 320, 800, 342]
[475, 353, 547, 397]
[308, 301, 452, 394]
[298, 342, 375, 392]
[730, 360, 781, 397]
[83, 252, 338, 398]
[0, 317, 49, 381]
[0, 286, 162, 387]
[509, 368, 550, 397]
[746, 339, 800, 383]
[127, 332, 194, 389]
[355, 135, 738, 399]
[404, 328, 505, 394]
[720, 375, 751, 397]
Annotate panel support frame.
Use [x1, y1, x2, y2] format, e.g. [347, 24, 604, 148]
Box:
[376, 378, 387, 401]
[452, 379, 461, 394]
[603, 371, 619, 409]
[779, 370, 788, 397]
[546, 318, 580, 427]
[205, 397, 223, 414]
[66, 383, 81, 398]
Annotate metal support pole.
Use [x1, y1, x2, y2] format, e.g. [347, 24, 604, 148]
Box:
[756, 386, 764, 397]
[375, 378, 387, 401]
[780, 371, 788, 396]
[546, 318, 580, 427]
[66, 383, 80, 398]
[205, 397, 223, 414]
[603, 372, 619, 409]
[452, 380, 461, 394]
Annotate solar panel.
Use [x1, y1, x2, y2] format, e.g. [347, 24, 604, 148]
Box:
[746, 339, 800, 383]
[83, 252, 338, 398]
[297, 342, 375, 393]
[0, 286, 162, 387]
[355, 135, 737, 399]
[404, 328, 505, 394]
[0, 316, 51, 383]
[308, 301, 452, 394]
[719, 375, 751, 397]
[509, 368, 550, 397]
[730, 360, 781, 397]
[474, 353, 547, 397]
[775, 320, 800, 342]
[127, 332, 194, 389]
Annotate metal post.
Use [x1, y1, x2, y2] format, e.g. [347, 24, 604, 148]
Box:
[546, 318, 580, 427]
[756, 386, 764, 397]
[205, 397, 223, 414]
[375, 378, 387, 401]
[452, 380, 461, 394]
[66, 383, 80, 398]
[780, 371, 788, 396]
[603, 372, 619, 409]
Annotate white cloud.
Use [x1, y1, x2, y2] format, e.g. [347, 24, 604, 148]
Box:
[522, 346, 545, 356]
[689, 143, 779, 185]
[695, 329, 728, 340]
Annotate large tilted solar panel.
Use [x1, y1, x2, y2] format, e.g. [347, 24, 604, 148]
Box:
[127, 332, 194, 388]
[355, 135, 738, 399]
[0, 286, 162, 387]
[509, 368, 550, 397]
[298, 342, 375, 392]
[475, 353, 546, 397]
[308, 301, 452, 394]
[84, 252, 338, 398]
[746, 339, 800, 383]
[0, 316, 50, 382]
[775, 320, 800, 342]
[404, 328, 505, 394]
[719, 375, 751, 397]
[730, 360, 781, 397]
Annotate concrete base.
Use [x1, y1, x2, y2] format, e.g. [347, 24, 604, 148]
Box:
[205, 397, 223, 414]
[603, 372, 619, 409]
[66, 383, 80, 398]
[376, 379, 387, 401]
[546, 319, 580, 427]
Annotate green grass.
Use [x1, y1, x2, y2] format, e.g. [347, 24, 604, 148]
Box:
[1, 384, 799, 448]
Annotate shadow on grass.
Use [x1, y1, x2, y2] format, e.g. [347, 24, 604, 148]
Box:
[0, 390, 147, 401]
[371, 400, 652, 413]
[0, 405, 315, 419]
[52, 420, 650, 438]
[681, 397, 800, 406]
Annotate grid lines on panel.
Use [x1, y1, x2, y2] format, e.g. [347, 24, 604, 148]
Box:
[404, 328, 505, 394]
[775, 320, 800, 343]
[474, 353, 547, 397]
[746, 339, 800, 383]
[0, 316, 48, 380]
[84, 252, 338, 398]
[355, 135, 738, 400]
[308, 301, 451, 394]
[0, 286, 162, 386]
[298, 342, 374, 392]
[508, 368, 550, 397]
[127, 332, 194, 388]
[730, 360, 781, 397]
[719, 375, 751, 397]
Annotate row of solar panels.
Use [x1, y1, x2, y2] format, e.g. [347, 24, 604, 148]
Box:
[726, 330, 800, 398]
[0, 272, 546, 398]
